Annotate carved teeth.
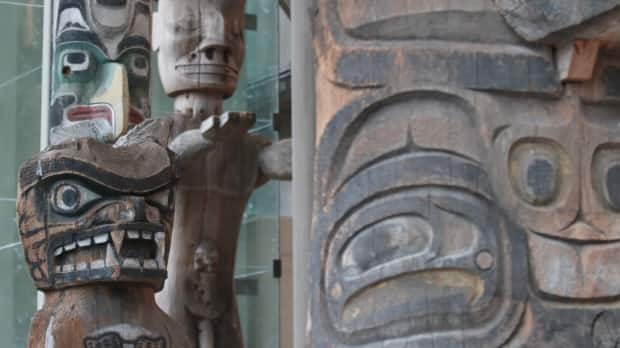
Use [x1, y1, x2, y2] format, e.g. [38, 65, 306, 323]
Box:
[110, 230, 125, 253]
[123, 258, 140, 269]
[91, 260, 105, 269]
[106, 243, 119, 267]
[62, 264, 74, 273]
[94, 233, 109, 244]
[76, 262, 88, 271]
[64, 242, 76, 252]
[127, 231, 140, 239]
[155, 232, 166, 269]
[142, 231, 153, 240]
[144, 260, 158, 269]
[77, 238, 92, 248]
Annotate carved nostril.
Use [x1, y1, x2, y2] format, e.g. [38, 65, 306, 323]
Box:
[205, 48, 215, 60]
[191, 52, 198, 61]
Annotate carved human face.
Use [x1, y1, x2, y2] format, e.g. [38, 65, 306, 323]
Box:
[155, 0, 245, 98]
[17, 139, 174, 290]
[309, 91, 527, 347]
[50, 0, 151, 145]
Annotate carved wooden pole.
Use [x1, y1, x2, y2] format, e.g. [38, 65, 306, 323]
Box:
[49, 0, 152, 145]
[308, 0, 620, 347]
[17, 138, 192, 347]
[149, 1, 291, 347]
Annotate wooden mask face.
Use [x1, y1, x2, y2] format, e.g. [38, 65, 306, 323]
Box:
[154, 0, 246, 98]
[50, 0, 152, 145]
[17, 138, 175, 291]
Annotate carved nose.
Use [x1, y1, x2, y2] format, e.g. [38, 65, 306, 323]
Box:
[127, 196, 147, 222]
[561, 221, 601, 240]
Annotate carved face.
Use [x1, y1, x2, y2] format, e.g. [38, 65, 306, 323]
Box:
[490, 99, 620, 299]
[154, 0, 245, 98]
[50, 0, 151, 145]
[17, 139, 174, 290]
[309, 91, 527, 346]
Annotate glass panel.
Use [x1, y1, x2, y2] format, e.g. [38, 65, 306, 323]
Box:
[0, 1, 43, 347]
[230, 0, 281, 347]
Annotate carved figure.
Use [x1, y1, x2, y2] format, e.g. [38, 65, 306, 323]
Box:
[309, 0, 620, 347]
[50, 0, 152, 145]
[17, 137, 192, 347]
[139, 0, 292, 347]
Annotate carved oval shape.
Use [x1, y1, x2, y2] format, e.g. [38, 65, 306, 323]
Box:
[509, 138, 570, 207]
[340, 216, 432, 276]
[342, 270, 485, 331]
[593, 144, 620, 212]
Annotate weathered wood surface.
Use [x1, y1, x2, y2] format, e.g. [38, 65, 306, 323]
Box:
[308, 0, 620, 347]
[17, 138, 191, 347]
[150, 0, 291, 347]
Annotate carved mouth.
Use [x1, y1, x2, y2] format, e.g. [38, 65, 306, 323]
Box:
[66, 104, 114, 124]
[49, 224, 166, 284]
[175, 63, 239, 79]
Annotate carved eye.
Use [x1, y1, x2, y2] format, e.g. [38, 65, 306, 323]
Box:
[51, 181, 101, 215]
[62, 51, 90, 75]
[509, 139, 568, 206]
[129, 54, 149, 78]
[340, 216, 432, 276]
[593, 145, 620, 211]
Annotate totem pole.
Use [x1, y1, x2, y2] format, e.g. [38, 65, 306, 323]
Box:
[133, 0, 290, 347]
[49, 0, 152, 145]
[308, 0, 620, 347]
[16, 137, 193, 347]
[15, 0, 221, 347]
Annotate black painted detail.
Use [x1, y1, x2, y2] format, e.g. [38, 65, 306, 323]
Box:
[606, 164, 620, 210]
[84, 332, 166, 348]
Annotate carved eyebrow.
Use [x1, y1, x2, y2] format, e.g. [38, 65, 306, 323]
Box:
[56, 30, 108, 56]
[117, 36, 151, 54]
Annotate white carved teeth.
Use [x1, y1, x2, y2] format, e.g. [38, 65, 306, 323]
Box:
[76, 262, 88, 271]
[91, 259, 105, 269]
[94, 233, 109, 244]
[155, 232, 166, 269]
[143, 260, 158, 270]
[53, 230, 166, 275]
[126, 230, 154, 240]
[77, 238, 91, 248]
[106, 243, 119, 267]
[127, 230, 140, 239]
[123, 258, 140, 269]
[64, 242, 76, 252]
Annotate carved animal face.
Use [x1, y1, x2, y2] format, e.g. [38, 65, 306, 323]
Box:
[17, 139, 175, 290]
[489, 99, 620, 299]
[154, 0, 245, 98]
[50, 0, 151, 145]
[309, 91, 527, 346]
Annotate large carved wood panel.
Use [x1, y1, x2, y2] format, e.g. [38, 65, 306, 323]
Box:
[308, 1, 620, 347]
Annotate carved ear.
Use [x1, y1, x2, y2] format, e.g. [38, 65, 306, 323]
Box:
[152, 11, 161, 52]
